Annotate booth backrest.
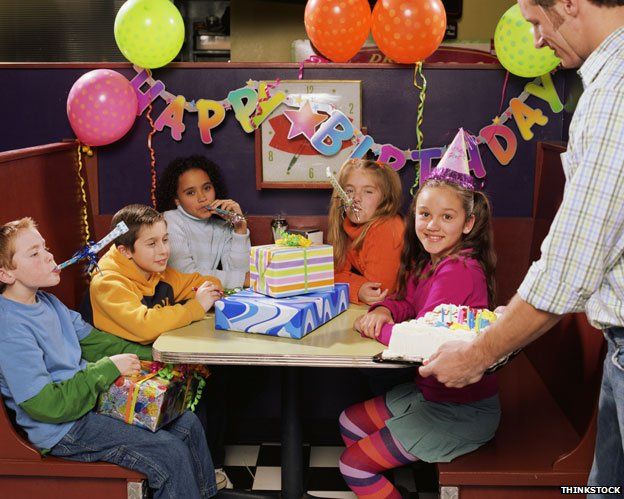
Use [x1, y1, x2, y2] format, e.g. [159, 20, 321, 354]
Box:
[0, 143, 94, 309]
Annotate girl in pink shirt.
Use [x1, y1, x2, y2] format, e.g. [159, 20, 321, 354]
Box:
[339, 173, 499, 499]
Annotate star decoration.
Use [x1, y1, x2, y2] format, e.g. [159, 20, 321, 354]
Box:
[492, 116, 501, 125]
[283, 101, 328, 140]
[246, 79, 255, 87]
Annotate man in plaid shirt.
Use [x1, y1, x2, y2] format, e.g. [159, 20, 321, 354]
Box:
[420, 0, 624, 491]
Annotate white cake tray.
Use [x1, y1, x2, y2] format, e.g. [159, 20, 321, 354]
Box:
[372, 349, 520, 374]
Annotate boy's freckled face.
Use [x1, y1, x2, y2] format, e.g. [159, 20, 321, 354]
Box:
[125, 221, 170, 276]
[8, 228, 60, 289]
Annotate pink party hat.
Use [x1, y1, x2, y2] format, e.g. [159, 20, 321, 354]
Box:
[427, 128, 476, 190]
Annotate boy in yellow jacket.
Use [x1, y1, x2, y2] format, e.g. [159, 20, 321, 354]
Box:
[81, 203, 222, 343]
[81, 204, 235, 489]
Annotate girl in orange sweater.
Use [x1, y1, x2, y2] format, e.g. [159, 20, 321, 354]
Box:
[328, 159, 405, 305]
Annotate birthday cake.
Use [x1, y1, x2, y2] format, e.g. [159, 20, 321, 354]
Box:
[381, 304, 498, 362]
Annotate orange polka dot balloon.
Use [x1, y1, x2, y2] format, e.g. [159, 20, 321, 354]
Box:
[304, 0, 371, 63]
[372, 0, 446, 64]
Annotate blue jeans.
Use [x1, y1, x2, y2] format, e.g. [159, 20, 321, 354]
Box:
[588, 327, 624, 498]
[50, 411, 217, 499]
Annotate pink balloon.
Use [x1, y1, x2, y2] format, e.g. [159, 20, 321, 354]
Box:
[66, 69, 138, 147]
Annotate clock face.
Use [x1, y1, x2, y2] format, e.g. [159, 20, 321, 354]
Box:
[258, 80, 362, 187]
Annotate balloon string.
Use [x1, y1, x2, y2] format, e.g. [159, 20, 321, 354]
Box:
[76, 143, 91, 245]
[146, 104, 158, 209]
[498, 71, 510, 116]
[410, 62, 427, 197]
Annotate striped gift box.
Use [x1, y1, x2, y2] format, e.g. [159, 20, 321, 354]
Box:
[249, 244, 334, 298]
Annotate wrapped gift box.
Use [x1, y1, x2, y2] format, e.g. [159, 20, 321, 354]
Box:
[215, 283, 349, 339]
[249, 244, 334, 298]
[97, 366, 198, 432]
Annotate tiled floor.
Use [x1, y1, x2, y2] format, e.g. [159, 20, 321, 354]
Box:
[223, 443, 439, 498]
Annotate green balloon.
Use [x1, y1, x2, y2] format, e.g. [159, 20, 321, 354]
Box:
[114, 0, 185, 69]
[494, 4, 560, 78]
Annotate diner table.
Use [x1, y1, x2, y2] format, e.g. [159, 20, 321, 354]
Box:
[153, 305, 403, 499]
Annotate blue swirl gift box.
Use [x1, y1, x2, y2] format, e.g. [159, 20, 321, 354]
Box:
[214, 283, 349, 339]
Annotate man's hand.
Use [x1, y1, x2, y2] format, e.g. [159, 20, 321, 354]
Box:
[358, 282, 388, 305]
[354, 307, 394, 339]
[418, 340, 491, 388]
[418, 294, 561, 387]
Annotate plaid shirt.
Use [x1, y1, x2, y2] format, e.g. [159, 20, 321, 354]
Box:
[518, 26, 624, 330]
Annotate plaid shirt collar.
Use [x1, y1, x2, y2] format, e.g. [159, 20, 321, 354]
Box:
[578, 25, 624, 88]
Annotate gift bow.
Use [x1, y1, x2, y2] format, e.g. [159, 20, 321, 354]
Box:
[140, 361, 210, 412]
[275, 232, 312, 247]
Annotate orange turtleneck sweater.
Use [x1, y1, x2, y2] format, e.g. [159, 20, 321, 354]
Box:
[335, 215, 405, 304]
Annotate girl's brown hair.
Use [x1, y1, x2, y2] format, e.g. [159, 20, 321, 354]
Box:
[327, 159, 403, 270]
[395, 180, 497, 307]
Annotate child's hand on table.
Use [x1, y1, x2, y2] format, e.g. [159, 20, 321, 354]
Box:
[354, 307, 394, 340]
[195, 281, 223, 311]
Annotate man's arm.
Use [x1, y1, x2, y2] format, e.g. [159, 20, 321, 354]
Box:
[419, 294, 561, 387]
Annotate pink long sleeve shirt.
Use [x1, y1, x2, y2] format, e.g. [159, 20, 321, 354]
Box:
[370, 253, 498, 404]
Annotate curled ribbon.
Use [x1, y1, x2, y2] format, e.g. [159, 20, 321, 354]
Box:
[249, 78, 282, 130]
[410, 62, 428, 197]
[141, 361, 210, 412]
[146, 104, 158, 209]
[298, 54, 330, 80]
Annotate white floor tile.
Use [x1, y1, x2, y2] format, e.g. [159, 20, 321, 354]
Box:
[251, 466, 281, 491]
[309, 446, 344, 467]
[224, 445, 260, 467]
[308, 491, 357, 499]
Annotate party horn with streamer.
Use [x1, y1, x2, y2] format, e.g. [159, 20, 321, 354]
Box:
[55, 222, 129, 271]
[326, 167, 361, 221]
[208, 206, 246, 226]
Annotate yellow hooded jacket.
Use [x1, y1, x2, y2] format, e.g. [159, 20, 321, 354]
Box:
[81, 245, 222, 344]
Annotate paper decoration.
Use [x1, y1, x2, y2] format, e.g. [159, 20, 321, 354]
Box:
[196, 99, 226, 145]
[283, 101, 328, 140]
[479, 124, 518, 166]
[154, 95, 186, 140]
[509, 98, 549, 141]
[310, 110, 355, 155]
[123, 67, 565, 185]
[524, 73, 563, 113]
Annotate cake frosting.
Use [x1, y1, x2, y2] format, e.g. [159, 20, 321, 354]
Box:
[383, 304, 498, 361]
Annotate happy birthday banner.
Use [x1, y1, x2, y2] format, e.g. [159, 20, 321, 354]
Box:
[130, 67, 564, 184]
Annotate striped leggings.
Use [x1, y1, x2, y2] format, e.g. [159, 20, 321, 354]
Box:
[339, 396, 418, 498]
